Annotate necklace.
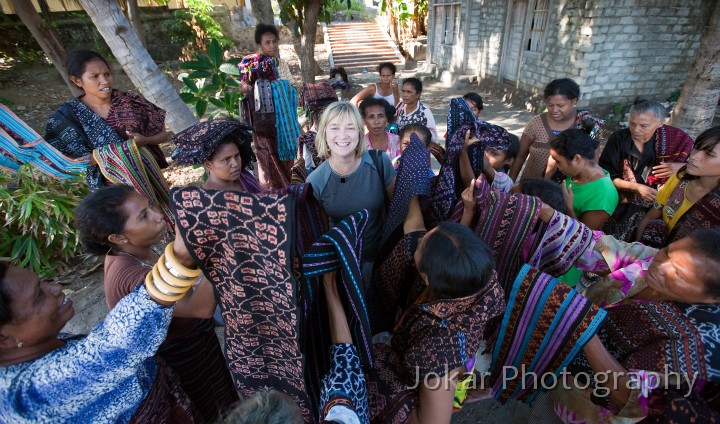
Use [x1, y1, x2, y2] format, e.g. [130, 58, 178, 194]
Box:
[115, 250, 156, 269]
[329, 159, 361, 183]
[575, 168, 603, 184]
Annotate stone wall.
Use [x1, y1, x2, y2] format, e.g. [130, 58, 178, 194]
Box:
[428, 0, 715, 112]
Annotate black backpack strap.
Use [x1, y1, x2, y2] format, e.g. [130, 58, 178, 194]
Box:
[368, 150, 389, 208]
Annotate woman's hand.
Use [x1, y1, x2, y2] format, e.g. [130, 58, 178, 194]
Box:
[461, 179, 477, 211]
[635, 184, 658, 201]
[239, 81, 252, 94]
[651, 162, 683, 179]
[463, 130, 479, 150]
[126, 131, 147, 146]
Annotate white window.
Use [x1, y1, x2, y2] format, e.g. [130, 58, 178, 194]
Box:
[526, 0, 550, 52]
[434, 2, 461, 46]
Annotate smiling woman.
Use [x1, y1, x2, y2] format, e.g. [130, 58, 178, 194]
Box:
[0, 256, 203, 423]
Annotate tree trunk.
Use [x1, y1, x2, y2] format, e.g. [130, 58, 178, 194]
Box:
[77, 0, 198, 133]
[669, 2, 720, 139]
[300, 0, 322, 83]
[250, 0, 274, 25]
[10, 0, 81, 96]
[126, 0, 146, 47]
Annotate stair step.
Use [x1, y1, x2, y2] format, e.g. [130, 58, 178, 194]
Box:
[325, 22, 404, 70]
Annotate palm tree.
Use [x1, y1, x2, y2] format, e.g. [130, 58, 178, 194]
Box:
[76, 0, 198, 133]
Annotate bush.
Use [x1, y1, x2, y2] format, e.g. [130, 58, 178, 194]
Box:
[0, 165, 89, 277]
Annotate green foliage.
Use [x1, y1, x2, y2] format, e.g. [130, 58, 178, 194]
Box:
[278, 0, 345, 33]
[381, 0, 427, 24]
[178, 39, 242, 119]
[0, 165, 89, 277]
[667, 89, 682, 103]
[162, 0, 232, 55]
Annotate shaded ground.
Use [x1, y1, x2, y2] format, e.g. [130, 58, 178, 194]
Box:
[0, 31, 533, 423]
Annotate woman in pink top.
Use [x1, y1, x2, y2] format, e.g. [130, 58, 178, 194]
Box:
[360, 97, 401, 162]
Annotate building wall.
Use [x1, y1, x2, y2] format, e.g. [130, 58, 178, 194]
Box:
[428, 0, 714, 111]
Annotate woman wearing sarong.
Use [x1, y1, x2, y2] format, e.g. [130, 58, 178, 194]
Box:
[599, 101, 693, 241]
[0, 244, 204, 423]
[635, 125, 720, 247]
[75, 185, 239, 422]
[44, 49, 172, 224]
[509, 78, 605, 182]
[239, 24, 299, 190]
[546, 226, 720, 423]
[171, 119, 261, 193]
[367, 193, 506, 424]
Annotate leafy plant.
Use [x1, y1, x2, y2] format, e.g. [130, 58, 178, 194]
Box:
[162, 0, 232, 57]
[178, 39, 242, 119]
[0, 165, 89, 277]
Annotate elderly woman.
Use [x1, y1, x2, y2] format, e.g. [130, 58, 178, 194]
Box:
[359, 96, 401, 162]
[238, 24, 299, 190]
[509, 78, 604, 182]
[307, 101, 395, 287]
[75, 185, 239, 422]
[350, 62, 400, 107]
[171, 119, 260, 193]
[599, 100, 693, 241]
[0, 238, 204, 423]
[635, 125, 720, 247]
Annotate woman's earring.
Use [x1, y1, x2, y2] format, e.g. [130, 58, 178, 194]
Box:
[16, 339, 23, 349]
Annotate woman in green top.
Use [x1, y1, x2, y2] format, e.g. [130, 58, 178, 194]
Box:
[550, 127, 619, 286]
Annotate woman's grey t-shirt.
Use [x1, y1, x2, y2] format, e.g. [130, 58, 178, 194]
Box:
[307, 151, 394, 261]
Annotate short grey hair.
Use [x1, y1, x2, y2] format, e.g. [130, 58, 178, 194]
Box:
[220, 390, 303, 424]
[629, 100, 667, 121]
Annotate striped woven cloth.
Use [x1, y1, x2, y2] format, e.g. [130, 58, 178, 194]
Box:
[270, 79, 301, 161]
[0, 105, 87, 178]
[93, 140, 173, 226]
[489, 264, 607, 403]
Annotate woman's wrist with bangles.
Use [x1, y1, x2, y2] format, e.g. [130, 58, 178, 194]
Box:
[144, 242, 201, 304]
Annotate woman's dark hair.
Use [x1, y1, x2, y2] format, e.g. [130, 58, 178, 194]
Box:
[255, 24, 279, 44]
[399, 123, 432, 145]
[550, 128, 598, 160]
[505, 134, 520, 161]
[66, 49, 111, 79]
[0, 262, 10, 326]
[463, 92, 484, 111]
[417, 222, 495, 299]
[359, 97, 395, 120]
[544, 78, 580, 101]
[329, 67, 348, 83]
[75, 185, 136, 256]
[687, 227, 720, 298]
[402, 77, 422, 94]
[378, 62, 397, 75]
[209, 135, 254, 171]
[518, 179, 567, 213]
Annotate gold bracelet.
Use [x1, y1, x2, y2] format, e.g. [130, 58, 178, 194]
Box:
[152, 264, 188, 295]
[145, 271, 183, 302]
[164, 243, 202, 278]
[157, 254, 196, 289]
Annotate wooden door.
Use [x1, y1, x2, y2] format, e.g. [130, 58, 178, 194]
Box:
[501, 0, 528, 82]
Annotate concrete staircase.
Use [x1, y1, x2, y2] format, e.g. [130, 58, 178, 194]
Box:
[325, 22, 405, 70]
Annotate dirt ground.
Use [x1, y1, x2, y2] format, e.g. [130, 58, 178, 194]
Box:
[0, 32, 534, 423]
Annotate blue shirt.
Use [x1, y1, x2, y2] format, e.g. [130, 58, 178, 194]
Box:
[0, 286, 173, 423]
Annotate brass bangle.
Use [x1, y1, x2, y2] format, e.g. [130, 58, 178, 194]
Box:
[164, 242, 202, 278]
[145, 271, 182, 302]
[152, 264, 188, 295]
[157, 254, 196, 289]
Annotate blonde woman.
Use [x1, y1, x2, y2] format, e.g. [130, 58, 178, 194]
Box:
[307, 102, 395, 287]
